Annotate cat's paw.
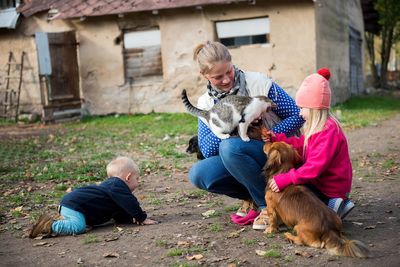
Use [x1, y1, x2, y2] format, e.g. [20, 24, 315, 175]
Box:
[241, 136, 250, 142]
[218, 134, 230, 139]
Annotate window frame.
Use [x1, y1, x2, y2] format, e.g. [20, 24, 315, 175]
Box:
[122, 28, 163, 84]
[215, 16, 270, 48]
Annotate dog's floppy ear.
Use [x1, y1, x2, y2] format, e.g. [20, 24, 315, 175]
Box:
[267, 149, 281, 166]
[263, 142, 272, 155]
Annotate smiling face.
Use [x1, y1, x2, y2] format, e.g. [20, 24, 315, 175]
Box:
[203, 61, 235, 92]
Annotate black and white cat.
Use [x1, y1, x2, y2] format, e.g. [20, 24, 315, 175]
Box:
[181, 89, 276, 142]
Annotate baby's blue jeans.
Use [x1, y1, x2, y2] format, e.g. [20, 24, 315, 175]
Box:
[189, 137, 267, 208]
[52, 206, 86, 235]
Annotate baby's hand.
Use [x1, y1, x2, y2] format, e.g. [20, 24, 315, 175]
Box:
[140, 218, 158, 225]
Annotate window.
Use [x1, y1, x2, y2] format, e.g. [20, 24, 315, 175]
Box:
[216, 17, 270, 47]
[0, 0, 19, 9]
[123, 29, 162, 83]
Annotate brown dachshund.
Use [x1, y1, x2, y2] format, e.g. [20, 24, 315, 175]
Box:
[262, 142, 370, 258]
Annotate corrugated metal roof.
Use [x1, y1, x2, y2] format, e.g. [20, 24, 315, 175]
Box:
[18, 0, 251, 19]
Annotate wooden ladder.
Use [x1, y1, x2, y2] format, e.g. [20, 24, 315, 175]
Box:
[1, 51, 26, 122]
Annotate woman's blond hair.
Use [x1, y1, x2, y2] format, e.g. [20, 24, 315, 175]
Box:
[303, 109, 342, 148]
[193, 41, 231, 74]
[106, 156, 139, 178]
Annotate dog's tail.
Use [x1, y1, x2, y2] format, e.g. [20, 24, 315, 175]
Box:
[325, 231, 370, 258]
[181, 89, 209, 120]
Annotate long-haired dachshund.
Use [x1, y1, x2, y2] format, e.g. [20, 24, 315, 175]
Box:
[262, 142, 369, 258]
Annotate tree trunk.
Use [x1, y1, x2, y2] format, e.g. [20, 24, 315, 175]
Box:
[365, 32, 380, 87]
[380, 25, 394, 88]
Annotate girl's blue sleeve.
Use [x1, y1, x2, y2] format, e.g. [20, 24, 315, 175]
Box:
[268, 82, 304, 135]
[197, 119, 221, 158]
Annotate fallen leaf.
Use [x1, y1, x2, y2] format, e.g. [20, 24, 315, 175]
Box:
[201, 209, 216, 218]
[116, 227, 123, 232]
[186, 254, 203, 260]
[364, 225, 376, 230]
[352, 221, 363, 226]
[103, 252, 120, 258]
[295, 250, 313, 258]
[177, 241, 192, 247]
[104, 235, 119, 242]
[33, 242, 48, 247]
[77, 258, 84, 264]
[14, 206, 23, 212]
[255, 250, 266, 256]
[227, 228, 246, 238]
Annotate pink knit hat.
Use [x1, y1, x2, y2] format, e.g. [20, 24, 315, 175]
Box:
[295, 68, 331, 109]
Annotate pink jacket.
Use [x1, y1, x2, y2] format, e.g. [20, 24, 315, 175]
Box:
[272, 118, 352, 199]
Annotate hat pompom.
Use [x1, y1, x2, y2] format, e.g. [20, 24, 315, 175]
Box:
[317, 67, 331, 80]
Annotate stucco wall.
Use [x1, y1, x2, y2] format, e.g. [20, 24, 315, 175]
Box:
[0, 20, 42, 115]
[1, 0, 363, 116]
[315, 0, 364, 104]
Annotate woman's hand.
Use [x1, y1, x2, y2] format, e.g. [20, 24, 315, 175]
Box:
[269, 179, 280, 192]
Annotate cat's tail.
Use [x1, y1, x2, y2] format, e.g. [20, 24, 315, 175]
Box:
[181, 89, 209, 120]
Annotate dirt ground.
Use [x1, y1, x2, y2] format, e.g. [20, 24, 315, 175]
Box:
[0, 115, 399, 267]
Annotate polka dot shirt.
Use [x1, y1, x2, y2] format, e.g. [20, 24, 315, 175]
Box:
[198, 82, 304, 158]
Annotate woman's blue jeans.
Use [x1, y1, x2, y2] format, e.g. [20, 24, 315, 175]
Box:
[189, 137, 267, 208]
[52, 206, 86, 235]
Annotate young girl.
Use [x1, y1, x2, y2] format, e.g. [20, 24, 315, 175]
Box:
[266, 68, 355, 219]
[188, 41, 303, 229]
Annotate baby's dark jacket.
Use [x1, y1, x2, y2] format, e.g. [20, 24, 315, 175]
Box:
[60, 177, 147, 225]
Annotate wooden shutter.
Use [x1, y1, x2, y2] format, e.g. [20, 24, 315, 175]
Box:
[124, 45, 162, 81]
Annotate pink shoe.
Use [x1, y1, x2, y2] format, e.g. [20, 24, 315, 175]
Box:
[230, 210, 260, 225]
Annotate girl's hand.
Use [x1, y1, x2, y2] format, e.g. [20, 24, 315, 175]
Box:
[269, 179, 280, 192]
[261, 130, 275, 143]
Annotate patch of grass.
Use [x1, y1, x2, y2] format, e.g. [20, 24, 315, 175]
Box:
[166, 248, 186, 257]
[187, 189, 208, 199]
[333, 95, 400, 129]
[208, 223, 223, 232]
[6, 194, 24, 206]
[170, 262, 201, 267]
[284, 255, 293, 262]
[10, 210, 23, 218]
[243, 238, 257, 246]
[207, 199, 224, 208]
[262, 249, 281, 258]
[383, 158, 396, 169]
[155, 239, 169, 248]
[205, 210, 221, 218]
[166, 246, 206, 257]
[224, 204, 240, 213]
[146, 193, 162, 206]
[264, 233, 276, 238]
[55, 183, 68, 191]
[82, 234, 99, 244]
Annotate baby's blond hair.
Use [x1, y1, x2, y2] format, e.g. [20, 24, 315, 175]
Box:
[106, 156, 139, 178]
[193, 41, 231, 74]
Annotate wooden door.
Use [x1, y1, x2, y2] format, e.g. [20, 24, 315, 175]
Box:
[47, 31, 80, 101]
